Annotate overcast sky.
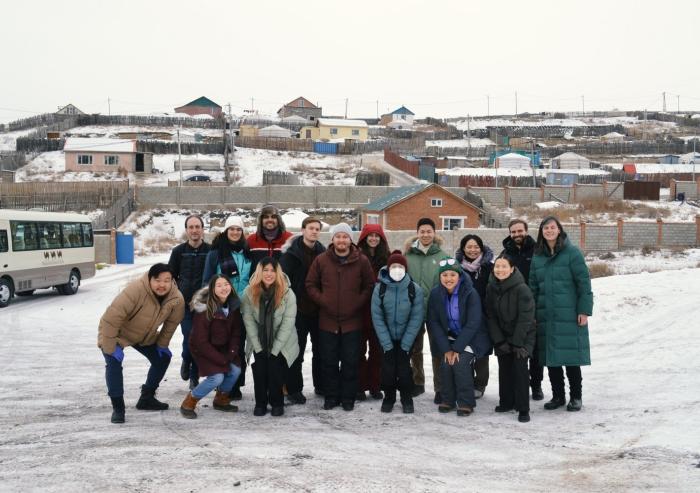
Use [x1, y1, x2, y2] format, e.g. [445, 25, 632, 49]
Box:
[2, 0, 698, 123]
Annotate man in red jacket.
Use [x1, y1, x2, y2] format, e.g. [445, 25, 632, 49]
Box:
[305, 222, 375, 411]
[247, 204, 293, 272]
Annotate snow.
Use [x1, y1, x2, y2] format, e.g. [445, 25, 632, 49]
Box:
[426, 138, 495, 148]
[604, 162, 699, 173]
[440, 167, 609, 177]
[65, 124, 223, 140]
[64, 137, 135, 153]
[0, 257, 698, 491]
[316, 118, 368, 128]
[535, 201, 562, 210]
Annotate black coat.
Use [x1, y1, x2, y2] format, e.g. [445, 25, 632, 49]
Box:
[279, 234, 326, 304]
[485, 268, 535, 355]
[168, 241, 211, 304]
[455, 246, 493, 310]
[500, 235, 536, 285]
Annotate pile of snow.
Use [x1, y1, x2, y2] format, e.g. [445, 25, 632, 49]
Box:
[535, 201, 564, 210]
[588, 248, 700, 275]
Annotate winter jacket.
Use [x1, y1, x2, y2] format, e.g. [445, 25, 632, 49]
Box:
[426, 272, 491, 358]
[168, 241, 211, 304]
[529, 233, 593, 367]
[279, 234, 326, 315]
[189, 287, 243, 376]
[305, 244, 375, 333]
[202, 248, 252, 296]
[485, 268, 536, 355]
[97, 273, 185, 355]
[500, 235, 536, 285]
[241, 274, 299, 366]
[455, 245, 494, 310]
[247, 229, 293, 272]
[358, 224, 389, 275]
[404, 235, 450, 319]
[371, 267, 424, 352]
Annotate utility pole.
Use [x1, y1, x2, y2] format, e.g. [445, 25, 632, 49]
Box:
[486, 95, 490, 117]
[662, 92, 666, 112]
[581, 95, 585, 116]
[108, 97, 111, 116]
[376, 100, 379, 120]
[467, 114, 471, 155]
[177, 127, 182, 186]
[251, 97, 254, 113]
[344, 98, 348, 119]
[223, 108, 230, 184]
[515, 91, 518, 117]
[677, 95, 680, 114]
[531, 139, 537, 187]
[642, 109, 647, 141]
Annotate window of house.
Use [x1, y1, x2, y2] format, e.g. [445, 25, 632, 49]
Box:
[352, 129, 359, 136]
[104, 155, 119, 165]
[77, 155, 92, 165]
[400, 114, 406, 120]
[442, 217, 464, 230]
[330, 128, 338, 135]
[431, 198, 443, 207]
[366, 214, 380, 225]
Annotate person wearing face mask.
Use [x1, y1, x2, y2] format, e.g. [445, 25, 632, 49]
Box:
[356, 224, 390, 401]
[371, 250, 424, 414]
[485, 254, 535, 423]
[455, 234, 494, 400]
[202, 215, 252, 399]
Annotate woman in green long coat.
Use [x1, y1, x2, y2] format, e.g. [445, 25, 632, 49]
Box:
[529, 216, 593, 412]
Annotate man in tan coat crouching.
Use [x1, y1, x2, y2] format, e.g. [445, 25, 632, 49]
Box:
[98, 263, 184, 423]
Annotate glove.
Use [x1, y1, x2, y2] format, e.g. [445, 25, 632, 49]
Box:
[156, 346, 172, 359]
[109, 345, 124, 362]
[512, 346, 529, 359]
[496, 342, 511, 355]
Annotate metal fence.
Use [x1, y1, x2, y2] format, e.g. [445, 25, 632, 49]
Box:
[92, 188, 135, 229]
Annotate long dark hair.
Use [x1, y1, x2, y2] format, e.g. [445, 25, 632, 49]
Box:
[212, 227, 248, 255]
[535, 216, 566, 254]
[204, 274, 237, 321]
[358, 235, 390, 272]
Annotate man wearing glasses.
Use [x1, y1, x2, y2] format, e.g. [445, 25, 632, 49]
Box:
[247, 204, 293, 272]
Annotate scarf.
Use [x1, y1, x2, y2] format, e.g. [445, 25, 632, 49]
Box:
[262, 227, 279, 242]
[444, 278, 462, 338]
[258, 287, 276, 354]
[460, 254, 482, 274]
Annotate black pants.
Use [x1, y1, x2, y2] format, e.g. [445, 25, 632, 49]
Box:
[232, 322, 247, 390]
[529, 339, 544, 390]
[380, 345, 413, 403]
[286, 313, 321, 395]
[252, 352, 287, 409]
[472, 355, 490, 390]
[319, 329, 361, 404]
[497, 354, 530, 412]
[548, 366, 582, 399]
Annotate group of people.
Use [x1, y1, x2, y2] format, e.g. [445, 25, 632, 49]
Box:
[97, 205, 593, 425]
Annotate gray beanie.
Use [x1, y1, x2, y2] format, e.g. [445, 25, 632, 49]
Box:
[330, 222, 353, 238]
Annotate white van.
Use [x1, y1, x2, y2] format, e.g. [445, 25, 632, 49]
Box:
[0, 209, 96, 308]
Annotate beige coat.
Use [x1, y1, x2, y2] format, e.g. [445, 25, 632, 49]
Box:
[97, 273, 185, 355]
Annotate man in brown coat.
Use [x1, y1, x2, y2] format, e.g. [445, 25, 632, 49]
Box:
[98, 263, 184, 423]
[305, 223, 375, 411]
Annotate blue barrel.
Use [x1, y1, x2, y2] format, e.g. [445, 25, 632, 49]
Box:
[115, 232, 134, 264]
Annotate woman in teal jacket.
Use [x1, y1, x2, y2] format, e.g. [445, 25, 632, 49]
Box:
[529, 216, 593, 412]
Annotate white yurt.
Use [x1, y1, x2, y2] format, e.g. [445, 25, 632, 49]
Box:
[496, 152, 531, 169]
[258, 125, 292, 138]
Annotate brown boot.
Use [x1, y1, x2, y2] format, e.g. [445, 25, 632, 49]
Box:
[213, 390, 238, 412]
[180, 392, 200, 419]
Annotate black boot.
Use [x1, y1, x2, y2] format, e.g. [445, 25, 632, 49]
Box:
[531, 386, 544, 401]
[135, 385, 169, 411]
[544, 396, 566, 410]
[401, 397, 414, 414]
[567, 398, 582, 412]
[179, 360, 190, 381]
[110, 397, 125, 424]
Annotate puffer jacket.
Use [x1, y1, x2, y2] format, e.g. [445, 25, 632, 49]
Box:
[455, 245, 494, 309]
[371, 267, 424, 352]
[241, 274, 299, 366]
[485, 268, 535, 355]
[279, 233, 326, 315]
[97, 273, 185, 355]
[202, 248, 252, 296]
[189, 287, 243, 376]
[404, 235, 450, 319]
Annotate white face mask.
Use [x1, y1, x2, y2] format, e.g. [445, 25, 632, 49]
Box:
[389, 266, 406, 282]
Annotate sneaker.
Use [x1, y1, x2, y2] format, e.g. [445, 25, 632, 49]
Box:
[494, 405, 514, 413]
[253, 406, 267, 416]
[323, 398, 340, 410]
[566, 398, 582, 412]
[531, 387, 544, 401]
[270, 406, 284, 417]
[411, 385, 425, 397]
[518, 411, 531, 423]
[341, 401, 354, 412]
[355, 391, 367, 401]
[433, 392, 442, 405]
[401, 400, 414, 414]
[286, 392, 307, 405]
[544, 396, 566, 410]
[380, 399, 394, 413]
[456, 406, 473, 416]
[474, 387, 485, 399]
[370, 390, 384, 400]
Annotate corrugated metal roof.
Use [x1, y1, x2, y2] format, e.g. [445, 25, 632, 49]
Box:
[362, 183, 429, 211]
[179, 96, 221, 108]
[64, 138, 136, 153]
[391, 105, 415, 116]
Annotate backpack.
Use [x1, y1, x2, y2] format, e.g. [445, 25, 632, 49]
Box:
[378, 280, 416, 329]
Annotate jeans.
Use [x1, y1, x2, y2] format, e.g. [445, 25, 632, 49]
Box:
[191, 364, 241, 400]
[286, 313, 321, 394]
[319, 329, 362, 403]
[180, 307, 199, 379]
[440, 351, 476, 408]
[103, 344, 171, 398]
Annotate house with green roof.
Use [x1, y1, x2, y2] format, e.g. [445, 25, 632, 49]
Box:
[174, 96, 222, 118]
[359, 183, 481, 230]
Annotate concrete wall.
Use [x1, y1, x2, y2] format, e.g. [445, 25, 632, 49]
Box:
[621, 222, 658, 248]
[607, 182, 624, 200]
[94, 234, 112, 264]
[469, 187, 506, 206]
[576, 184, 605, 201]
[508, 187, 542, 207]
[542, 185, 573, 203]
[662, 222, 697, 247]
[584, 224, 618, 252]
[673, 180, 700, 201]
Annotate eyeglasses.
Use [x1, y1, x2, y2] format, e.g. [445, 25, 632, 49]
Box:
[439, 258, 457, 267]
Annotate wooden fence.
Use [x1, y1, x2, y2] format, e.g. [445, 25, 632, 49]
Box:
[0, 181, 129, 212]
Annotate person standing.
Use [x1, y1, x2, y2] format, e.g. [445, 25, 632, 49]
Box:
[427, 259, 490, 416]
[168, 215, 210, 390]
[404, 218, 449, 400]
[180, 275, 243, 419]
[241, 258, 298, 417]
[356, 223, 390, 401]
[279, 217, 326, 404]
[202, 214, 252, 400]
[501, 218, 543, 401]
[98, 263, 185, 423]
[306, 223, 375, 411]
[246, 204, 293, 272]
[455, 234, 493, 399]
[371, 250, 424, 413]
[485, 254, 535, 423]
[529, 216, 593, 412]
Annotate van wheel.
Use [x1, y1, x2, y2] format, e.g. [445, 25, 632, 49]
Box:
[0, 278, 13, 308]
[16, 290, 35, 297]
[58, 270, 80, 295]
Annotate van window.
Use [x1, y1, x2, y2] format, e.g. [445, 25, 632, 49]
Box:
[0, 230, 7, 253]
[61, 223, 83, 248]
[81, 224, 94, 247]
[10, 222, 38, 251]
[37, 222, 62, 249]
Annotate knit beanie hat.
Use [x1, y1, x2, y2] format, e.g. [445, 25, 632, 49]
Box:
[224, 215, 245, 231]
[260, 204, 280, 216]
[386, 249, 408, 270]
[330, 222, 353, 238]
[438, 257, 462, 275]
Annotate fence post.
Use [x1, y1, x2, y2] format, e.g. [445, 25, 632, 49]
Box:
[504, 186, 510, 207]
[669, 179, 676, 201]
[110, 228, 117, 264]
[617, 218, 624, 249]
[657, 218, 663, 247]
[696, 215, 700, 247]
[579, 221, 586, 250]
[540, 184, 545, 202]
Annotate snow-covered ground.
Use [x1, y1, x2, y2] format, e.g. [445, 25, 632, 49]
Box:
[587, 248, 700, 275]
[426, 138, 495, 148]
[0, 128, 38, 151]
[441, 166, 610, 177]
[0, 258, 698, 491]
[64, 125, 224, 140]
